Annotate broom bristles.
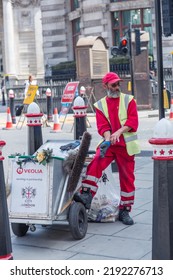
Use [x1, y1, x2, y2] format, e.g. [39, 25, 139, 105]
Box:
[67, 131, 92, 192]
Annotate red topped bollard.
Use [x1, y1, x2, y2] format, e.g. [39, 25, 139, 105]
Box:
[72, 96, 88, 140]
[149, 118, 173, 260]
[25, 102, 43, 155]
[0, 141, 13, 260]
[46, 88, 53, 122]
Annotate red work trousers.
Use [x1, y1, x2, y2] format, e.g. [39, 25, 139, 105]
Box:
[82, 145, 135, 210]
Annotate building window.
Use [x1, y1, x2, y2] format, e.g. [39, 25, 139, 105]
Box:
[72, 18, 81, 58]
[71, 0, 79, 11]
[112, 8, 153, 55]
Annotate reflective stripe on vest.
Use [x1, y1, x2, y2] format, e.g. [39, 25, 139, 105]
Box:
[94, 93, 140, 155]
[94, 98, 109, 121]
[124, 134, 138, 143]
[118, 93, 133, 125]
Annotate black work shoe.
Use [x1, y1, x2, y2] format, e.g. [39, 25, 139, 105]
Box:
[119, 208, 134, 225]
[73, 187, 92, 209]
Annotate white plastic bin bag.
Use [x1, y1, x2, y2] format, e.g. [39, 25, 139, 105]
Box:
[80, 164, 120, 222]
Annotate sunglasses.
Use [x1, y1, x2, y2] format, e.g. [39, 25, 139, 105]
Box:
[110, 82, 120, 87]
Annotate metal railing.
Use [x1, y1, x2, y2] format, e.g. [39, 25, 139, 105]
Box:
[3, 63, 173, 113]
[5, 82, 68, 113]
[110, 63, 130, 76]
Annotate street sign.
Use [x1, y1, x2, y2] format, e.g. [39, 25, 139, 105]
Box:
[23, 85, 38, 105]
[61, 81, 79, 104]
[60, 81, 79, 129]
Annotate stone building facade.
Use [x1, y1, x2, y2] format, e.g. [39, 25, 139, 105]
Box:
[0, 0, 44, 79]
[0, 0, 172, 80]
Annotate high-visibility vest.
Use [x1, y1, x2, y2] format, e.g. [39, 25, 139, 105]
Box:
[94, 93, 141, 156]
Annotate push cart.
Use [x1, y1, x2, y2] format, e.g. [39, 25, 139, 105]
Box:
[8, 132, 91, 240]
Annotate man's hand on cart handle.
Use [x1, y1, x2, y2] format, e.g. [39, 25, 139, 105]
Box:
[100, 141, 111, 158]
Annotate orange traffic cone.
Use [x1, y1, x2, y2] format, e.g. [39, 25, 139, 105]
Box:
[169, 99, 173, 120]
[3, 107, 13, 130]
[50, 108, 61, 132]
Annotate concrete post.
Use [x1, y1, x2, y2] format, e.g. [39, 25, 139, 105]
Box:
[25, 102, 43, 155]
[0, 140, 13, 260]
[46, 88, 53, 122]
[72, 96, 88, 140]
[8, 89, 16, 124]
[149, 118, 173, 259]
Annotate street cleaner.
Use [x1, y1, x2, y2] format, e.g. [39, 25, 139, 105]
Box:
[74, 72, 140, 225]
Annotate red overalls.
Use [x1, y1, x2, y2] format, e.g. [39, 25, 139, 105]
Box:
[82, 95, 139, 210]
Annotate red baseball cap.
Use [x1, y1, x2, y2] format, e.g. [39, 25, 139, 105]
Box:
[102, 72, 122, 84]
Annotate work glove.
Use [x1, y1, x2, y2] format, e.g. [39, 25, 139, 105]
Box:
[99, 141, 111, 158]
[60, 140, 80, 151]
[69, 140, 80, 149]
[60, 143, 71, 151]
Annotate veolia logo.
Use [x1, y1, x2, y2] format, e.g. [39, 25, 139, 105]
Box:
[17, 167, 23, 174]
[16, 168, 43, 174]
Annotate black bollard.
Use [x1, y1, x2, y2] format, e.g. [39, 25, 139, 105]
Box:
[25, 109, 43, 155]
[74, 117, 87, 140]
[8, 89, 16, 124]
[0, 141, 13, 260]
[149, 118, 173, 259]
[2, 89, 6, 106]
[1, 78, 6, 106]
[46, 88, 53, 122]
[72, 96, 88, 140]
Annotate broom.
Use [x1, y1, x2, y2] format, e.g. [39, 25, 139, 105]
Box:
[67, 131, 92, 192]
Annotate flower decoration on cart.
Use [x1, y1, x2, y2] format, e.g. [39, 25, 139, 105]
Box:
[11, 148, 53, 168]
[35, 148, 53, 165]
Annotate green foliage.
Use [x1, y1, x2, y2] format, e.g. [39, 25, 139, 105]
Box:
[109, 56, 130, 64]
[52, 61, 76, 70]
[52, 57, 131, 73]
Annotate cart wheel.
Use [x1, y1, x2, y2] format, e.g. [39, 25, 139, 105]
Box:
[68, 202, 88, 240]
[11, 223, 29, 237]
